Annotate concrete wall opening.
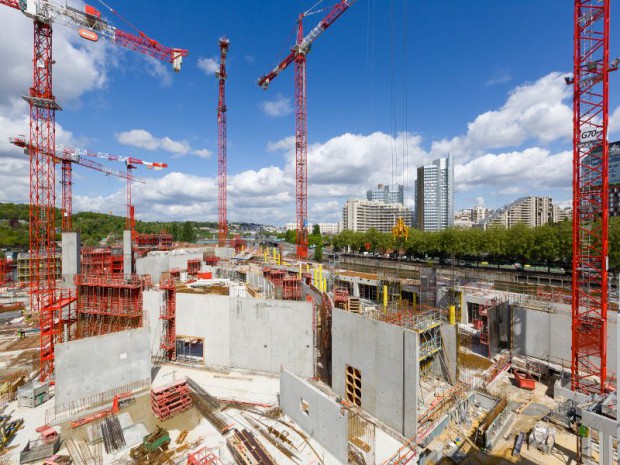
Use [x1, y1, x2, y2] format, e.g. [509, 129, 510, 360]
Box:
[345, 365, 362, 407]
[175, 336, 204, 362]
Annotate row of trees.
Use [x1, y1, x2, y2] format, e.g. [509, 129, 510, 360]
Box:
[330, 218, 620, 271]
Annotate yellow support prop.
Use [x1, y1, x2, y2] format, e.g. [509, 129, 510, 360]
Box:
[383, 285, 388, 310]
[449, 305, 456, 325]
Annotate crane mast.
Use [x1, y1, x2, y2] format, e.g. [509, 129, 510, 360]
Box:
[571, 0, 610, 394]
[217, 38, 229, 247]
[0, 0, 186, 381]
[257, 0, 356, 260]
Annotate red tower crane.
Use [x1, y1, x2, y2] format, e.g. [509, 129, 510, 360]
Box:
[0, 0, 187, 381]
[9, 135, 146, 231]
[63, 147, 167, 233]
[570, 0, 613, 394]
[257, 1, 357, 259]
[217, 37, 229, 247]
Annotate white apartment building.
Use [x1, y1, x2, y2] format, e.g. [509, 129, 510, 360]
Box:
[342, 200, 413, 233]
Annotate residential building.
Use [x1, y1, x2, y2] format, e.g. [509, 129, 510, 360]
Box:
[414, 155, 454, 231]
[553, 205, 572, 222]
[342, 200, 413, 233]
[366, 183, 404, 205]
[475, 196, 557, 230]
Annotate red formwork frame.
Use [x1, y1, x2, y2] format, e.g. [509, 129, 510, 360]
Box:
[217, 38, 229, 247]
[160, 277, 176, 361]
[187, 259, 201, 275]
[75, 274, 143, 338]
[187, 446, 224, 465]
[135, 233, 173, 250]
[571, 0, 610, 394]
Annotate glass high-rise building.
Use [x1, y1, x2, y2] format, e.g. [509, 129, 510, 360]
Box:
[414, 155, 454, 231]
[366, 183, 404, 205]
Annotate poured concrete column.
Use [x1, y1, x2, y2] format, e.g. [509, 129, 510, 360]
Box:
[123, 230, 133, 276]
[61, 231, 80, 289]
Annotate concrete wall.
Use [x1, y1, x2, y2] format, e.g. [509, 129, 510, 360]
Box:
[136, 250, 204, 283]
[55, 327, 151, 406]
[438, 324, 457, 383]
[143, 291, 314, 377]
[61, 231, 80, 289]
[229, 298, 313, 376]
[123, 230, 132, 276]
[279, 370, 348, 463]
[512, 306, 618, 373]
[331, 308, 418, 437]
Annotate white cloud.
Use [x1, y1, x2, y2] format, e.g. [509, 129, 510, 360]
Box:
[144, 57, 172, 87]
[192, 148, 213, 159]
[161, 137, 191, 154]
[116, 129, 192, 155]
[455, 147, 572, 192]
[197, 57, 219, 75]
[116, 129, 160, 150]
[260, 94, 293, 117]
[430, 72, 572, 161]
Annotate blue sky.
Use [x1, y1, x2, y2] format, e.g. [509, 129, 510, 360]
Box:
[1, 1, 620, 225]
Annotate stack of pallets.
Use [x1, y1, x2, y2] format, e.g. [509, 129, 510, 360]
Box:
[151, 379, 193, 421]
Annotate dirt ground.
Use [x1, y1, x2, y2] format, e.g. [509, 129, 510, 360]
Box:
[0, 334, 39, 352]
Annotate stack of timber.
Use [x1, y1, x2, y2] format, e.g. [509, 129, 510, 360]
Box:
[226, 429, 277, 465]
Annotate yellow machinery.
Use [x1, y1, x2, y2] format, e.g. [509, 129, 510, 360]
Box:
[392, 217, 409, 241]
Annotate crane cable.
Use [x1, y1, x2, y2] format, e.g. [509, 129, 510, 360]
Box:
[95, 0, 148, 37]
[402, 0, 409, 197]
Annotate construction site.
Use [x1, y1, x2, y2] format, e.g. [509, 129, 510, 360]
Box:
[0, 0, 618, 465]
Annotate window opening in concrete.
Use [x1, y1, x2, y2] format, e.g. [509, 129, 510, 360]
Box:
[420, 357, 432, 377]
[300, 399, 310, 416]
[175, 336, 204, 362]
[346, 365, 362, 407]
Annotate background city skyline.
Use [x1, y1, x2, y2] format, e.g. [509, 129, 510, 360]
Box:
[2, 1, 620, 226]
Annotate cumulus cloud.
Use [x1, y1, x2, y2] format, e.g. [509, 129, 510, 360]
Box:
[455, 147, 572, 192]
[197, 57, 219, 75]
[145, 57, 172, 87]
[116, 129, 198, 155]
[431, 72, 572, 161]
[192, 148, 213, 159]
[260, 94, 293, 117]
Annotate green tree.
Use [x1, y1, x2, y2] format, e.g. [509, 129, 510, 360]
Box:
[314, 243, 323, 262]
[284, 229, 296, 244]
[312, 224, 321, 235]
[180, 221, 197, 243]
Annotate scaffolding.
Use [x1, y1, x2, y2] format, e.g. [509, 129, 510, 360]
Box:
[134, 233, 173, 250]
[0, 258, 11, 285]
[75, 274, 144, 338]
[17, 253, 61, 283]
[281, 276, 301, 301]
[204, 256, 220, 267]
[81, 247, 124, 276]
[160, 277, 176, 361]
[187, 259, 201, 276]
[40, 288, 78, 381]
[333, 287, 349, 310]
